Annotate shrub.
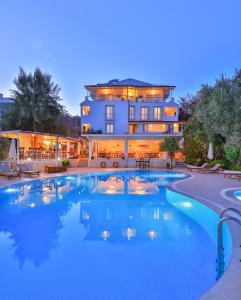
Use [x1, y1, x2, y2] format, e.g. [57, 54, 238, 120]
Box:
[207, 159, 224, 168]
[62, 160, 70, 167]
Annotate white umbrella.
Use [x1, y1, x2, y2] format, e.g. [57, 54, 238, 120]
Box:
[207, 142, 214, 161]
[178, 137, 184, 149]
[9, 139, 17, 160]
[8, 139, 17, 171]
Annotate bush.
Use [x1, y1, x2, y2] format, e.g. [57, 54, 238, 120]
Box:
[0, 137, 10, 161]
[62, 160, 70, 167]
[230, 166, 241, 171]
[207, 160, 224, 168]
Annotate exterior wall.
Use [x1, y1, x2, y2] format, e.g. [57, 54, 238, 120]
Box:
[80, 99, 179, 135]
[81, 99, 129, 134]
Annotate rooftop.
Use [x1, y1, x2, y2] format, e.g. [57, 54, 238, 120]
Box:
[85, 78, 176, 88]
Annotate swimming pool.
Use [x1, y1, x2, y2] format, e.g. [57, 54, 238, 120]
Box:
[234, 190, 241, 200]
[0, 170, 232, 300]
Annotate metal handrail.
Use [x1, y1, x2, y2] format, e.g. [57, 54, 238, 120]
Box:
[216, 214, 241, 279]
[220, 207, 241, 219]
[218, 216, 241, 251]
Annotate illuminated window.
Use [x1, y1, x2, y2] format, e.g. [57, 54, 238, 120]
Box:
[105, 123, 114, 134]
[164, 107, 176, 117]
[141, 107, 149, 120]
[82, 123, 90, 133]
[105, 105, 115, 120]
[129, 106, 135, 120]
[173, 123, 179, 133]
[153, 107, 161, 120]
[82, 106, 90, 116]
[143, 123, 168, 133]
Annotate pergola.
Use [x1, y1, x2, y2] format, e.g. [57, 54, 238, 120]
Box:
[0, 130, 82, 162]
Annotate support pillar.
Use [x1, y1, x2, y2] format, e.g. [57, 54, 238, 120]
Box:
[88, 139, 93, 160]
[124, 139, 128, 167]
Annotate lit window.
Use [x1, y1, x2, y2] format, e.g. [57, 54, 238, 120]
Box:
[82, 123, 90, 133]
[141, 107, 149, 120]
[129, 106, 135, 120]
[173, 123, 179, 133]
[153, 107, 161, 120]
[164, 107, 176, 117]
[106, 123, 114, 134]
[82, 106, 90, 116]
[105, 105, 115, 120]
[143, 123, 168, 133]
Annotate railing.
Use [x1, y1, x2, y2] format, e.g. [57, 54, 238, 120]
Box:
[131, 113, 177, 121]
[216, 207, 241, 279]
[85, 95, 175, 103]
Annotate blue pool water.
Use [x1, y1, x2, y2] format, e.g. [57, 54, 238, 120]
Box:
[234, 190, 241, 200]
[0, 170, 232, 300]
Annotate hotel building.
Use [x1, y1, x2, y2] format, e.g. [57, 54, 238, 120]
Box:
[80, 78, 184, 167]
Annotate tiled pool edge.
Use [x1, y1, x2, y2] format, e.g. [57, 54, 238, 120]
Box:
[168, 175, 241, 300]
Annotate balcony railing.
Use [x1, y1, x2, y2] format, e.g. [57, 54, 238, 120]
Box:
[85, 95, 174, 103]
[132, 113, 177, 121]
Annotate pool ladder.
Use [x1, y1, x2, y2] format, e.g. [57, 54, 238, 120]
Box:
[216, 208, 241, 279]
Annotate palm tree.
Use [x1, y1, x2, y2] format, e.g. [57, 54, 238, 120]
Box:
[3, 67, 63, 132]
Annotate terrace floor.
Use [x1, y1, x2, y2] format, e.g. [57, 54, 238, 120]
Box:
[0, 167, 241, 299]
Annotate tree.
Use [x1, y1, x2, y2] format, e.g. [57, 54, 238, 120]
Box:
[0, 137, 10, 160]
[2, 67, 64, 132]
[161, 137, 180, 168]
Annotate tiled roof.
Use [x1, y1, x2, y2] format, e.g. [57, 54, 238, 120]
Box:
[85, 78, 175, 88]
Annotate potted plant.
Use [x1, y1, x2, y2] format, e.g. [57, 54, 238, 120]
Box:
[62, 160, 70, 171]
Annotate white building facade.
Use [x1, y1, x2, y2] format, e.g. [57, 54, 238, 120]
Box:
[80, 78, 184, 167]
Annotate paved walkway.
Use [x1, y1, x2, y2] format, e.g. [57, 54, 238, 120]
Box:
[0, 168, 241, 299]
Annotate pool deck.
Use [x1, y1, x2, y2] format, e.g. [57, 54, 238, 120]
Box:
[0, 167, 241, 300]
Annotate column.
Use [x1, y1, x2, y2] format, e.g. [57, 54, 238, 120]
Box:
[124, 139, 128, 168]
[88, 139, 92, 160]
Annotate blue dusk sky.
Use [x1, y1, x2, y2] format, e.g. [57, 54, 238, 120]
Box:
[0, 0, 241, 115]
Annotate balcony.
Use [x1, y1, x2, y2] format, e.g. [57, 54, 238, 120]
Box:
[85, 95, 174, 103]
[130, 113, 177, 122]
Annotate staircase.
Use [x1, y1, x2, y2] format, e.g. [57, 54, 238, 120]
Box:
[175, 160, 186, 168]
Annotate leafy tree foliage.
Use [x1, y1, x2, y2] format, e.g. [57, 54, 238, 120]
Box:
[160, 137, 180, 168]
[3, 67, 63, 132]
[0, 137, 10, 160]
[183, 70, 241, 167]
[2, 67, 81, 137]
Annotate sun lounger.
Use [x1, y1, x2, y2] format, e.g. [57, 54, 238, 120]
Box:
[223, 172, 241, 179]
[187, 162, 208, 172]
[18, 164, 40, 177]
[197, 163, 222, 174]
[0, 164, 21, 180]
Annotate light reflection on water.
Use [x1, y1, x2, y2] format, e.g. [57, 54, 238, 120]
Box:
[0, 170, 231, 300]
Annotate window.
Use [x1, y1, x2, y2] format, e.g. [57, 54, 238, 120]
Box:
[129, 106, 135, 120]
[140, 107, 149, 120]
[164, 107, 176, 117]
[143, 123, 168, 133]
[82, 123, 90, 133]
[173, 123, 179, 133]
[82, 106, 90, 116]
[105, 105, 115, 120]
[153, 107, 161, 120]
[129, 124, 138, 134]
[105, 123, 114, 134]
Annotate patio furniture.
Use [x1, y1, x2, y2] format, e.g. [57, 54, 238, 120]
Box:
[144, 158, 150, 168]
[45, 166, 67, 173]
[223, 172, 241, 180]
[18, 164, 40, 177]
[187, 162, 208, 172]
[0, 164, 21, 180]
[197, 164, 222, 174]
